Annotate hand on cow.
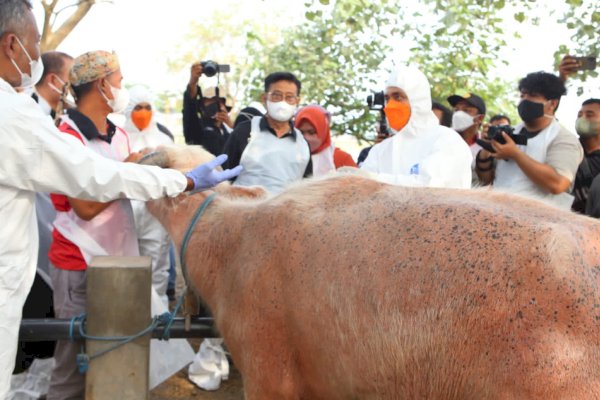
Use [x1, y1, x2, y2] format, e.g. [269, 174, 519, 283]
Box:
[184, 154, 243, 192]
[124, 150, 145, 163]
[491, 132, 520, 160]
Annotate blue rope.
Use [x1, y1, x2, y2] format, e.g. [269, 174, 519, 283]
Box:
[161, 288, 187, 341]
[179, 192, 217, 291]
[69, 291, 188, 373]
[68, 193, 217, 374]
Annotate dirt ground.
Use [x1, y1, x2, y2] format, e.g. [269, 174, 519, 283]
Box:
[150, 361, 243, 400]
[149, 337, 243, 400]
[150, 262, 245, 399]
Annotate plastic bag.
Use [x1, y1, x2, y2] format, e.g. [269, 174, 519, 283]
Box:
[149, 288, 195, 389]
[188, 338, 229, 391]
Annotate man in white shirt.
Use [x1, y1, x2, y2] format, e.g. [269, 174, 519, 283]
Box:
[0, 2, 241, 396]
[475, 71, 583, 209]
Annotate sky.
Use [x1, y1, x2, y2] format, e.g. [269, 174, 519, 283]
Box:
[33, 0, 598, 145]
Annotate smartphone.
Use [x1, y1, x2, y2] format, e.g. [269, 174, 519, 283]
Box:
[573, 56, 597, 71]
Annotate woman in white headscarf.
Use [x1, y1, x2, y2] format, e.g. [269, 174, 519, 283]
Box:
[124, 85, 174, 306]
[361, 65, 472, 189]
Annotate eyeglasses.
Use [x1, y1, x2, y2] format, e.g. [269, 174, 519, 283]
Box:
[267, 91, 299, 105]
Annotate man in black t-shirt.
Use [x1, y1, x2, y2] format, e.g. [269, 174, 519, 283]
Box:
[571, 98, 600, 215]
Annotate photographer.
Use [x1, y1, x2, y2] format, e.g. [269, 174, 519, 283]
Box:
[182, 61, 233, 155]
[476, 71, 583, 209]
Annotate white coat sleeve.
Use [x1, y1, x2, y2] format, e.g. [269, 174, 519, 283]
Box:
[367, 135, 472, 189]
[0, 97, 187, 202]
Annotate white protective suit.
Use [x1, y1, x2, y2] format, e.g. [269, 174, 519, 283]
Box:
[0, 78, 187, 399]
[361, 66, 472, 189]
[124, 85, 174, 306]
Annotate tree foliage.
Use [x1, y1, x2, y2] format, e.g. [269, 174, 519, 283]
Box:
[246, 0, 598, 140]
[555, 0, 599, 95]
[166, 3, 288, 115]
[243, 0, 399, 141]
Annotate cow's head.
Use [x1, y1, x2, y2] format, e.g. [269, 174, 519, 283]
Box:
[139, 145, 267, 244]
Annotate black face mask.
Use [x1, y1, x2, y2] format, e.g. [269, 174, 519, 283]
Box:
[200, 101, 220, 128]
[518, 99, 545, 123]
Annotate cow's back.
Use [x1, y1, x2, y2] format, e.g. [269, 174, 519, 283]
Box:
[217, 176, 600, 399]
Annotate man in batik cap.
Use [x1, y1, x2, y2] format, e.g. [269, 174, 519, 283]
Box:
[46, 51, 145, 399]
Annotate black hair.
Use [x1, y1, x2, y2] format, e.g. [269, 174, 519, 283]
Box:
[264, 72, 301, 95]
[490, 114, 511, 125]
[518, 71, 566, 113]
[582, 98, 600, 107]
[39, 51, 73, 83]
[70, 81, 95, 103]
[431, 101, 453, 127]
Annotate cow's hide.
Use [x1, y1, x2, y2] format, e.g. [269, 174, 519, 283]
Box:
[145, 145, 600, 400]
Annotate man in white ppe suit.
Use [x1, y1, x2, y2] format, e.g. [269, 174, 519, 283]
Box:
[0, 2, 242, 398]
[124, 85, 175, 307]
[361, 65, 472, 189]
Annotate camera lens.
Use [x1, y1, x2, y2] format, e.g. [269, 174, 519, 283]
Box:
[202, 61, 218, 77]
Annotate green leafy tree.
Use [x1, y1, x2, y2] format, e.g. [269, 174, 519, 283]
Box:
[404, 1, 533, 124]
[249, 0, 598, 141]
[243, 0, 399, 141]
[555, 0, 599, 95]
[165, 3, 289, 117]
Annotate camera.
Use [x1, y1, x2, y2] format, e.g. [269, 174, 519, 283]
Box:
[487, 125, 527, 145]
[366, 91, 388, 136]
[367, 91, 385, 110]
[201, 60, 230, 77]
[476, 124, 527, 153]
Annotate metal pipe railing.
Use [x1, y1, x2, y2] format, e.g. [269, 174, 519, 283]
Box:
[19, 317, 217, 342]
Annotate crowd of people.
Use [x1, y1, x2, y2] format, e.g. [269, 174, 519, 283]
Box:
[1, 0, 599, 398]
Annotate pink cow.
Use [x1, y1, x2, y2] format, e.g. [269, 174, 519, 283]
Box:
[144, 146, 600, 400]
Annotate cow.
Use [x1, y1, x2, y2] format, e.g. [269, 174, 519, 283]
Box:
[143, 145, 600, 400]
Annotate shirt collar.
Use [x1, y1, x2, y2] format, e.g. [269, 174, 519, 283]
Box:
[32, 90, 53, 117]
[0, 77, 17, 94]
[259, 116, 297, 140]
[66, 108, 117, 143]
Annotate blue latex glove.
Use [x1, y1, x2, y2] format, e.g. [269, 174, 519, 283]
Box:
[185, 154, 243, 191]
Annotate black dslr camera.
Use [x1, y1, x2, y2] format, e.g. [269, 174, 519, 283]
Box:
[487, 125, 527, 145]
[367, 91, 385, 110]
[476, 125, 527, 153]
[201, 60, 230, 77]
[366, 91, 388, 136]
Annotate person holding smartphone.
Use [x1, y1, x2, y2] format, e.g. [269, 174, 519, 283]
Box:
[559, 54, 597, 82]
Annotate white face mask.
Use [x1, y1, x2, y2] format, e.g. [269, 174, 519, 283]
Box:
[451, 110, 478, 132]
[49, 75, 67, 96]
[100, 83, 130, 113]
[266, 100, 297, 122]
[10, 36, 44, 89]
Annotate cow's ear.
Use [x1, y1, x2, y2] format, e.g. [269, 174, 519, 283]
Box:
[216, 184, 267, 199]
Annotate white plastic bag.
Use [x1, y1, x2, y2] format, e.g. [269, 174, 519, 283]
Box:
[188, 338, 229, 391]
[149, 288, 195, 389]
[8, 357, 54, 400]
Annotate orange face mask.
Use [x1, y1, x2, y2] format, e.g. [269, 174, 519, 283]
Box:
[131, 109, 152, 131]
[384, 99, 411, 132]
